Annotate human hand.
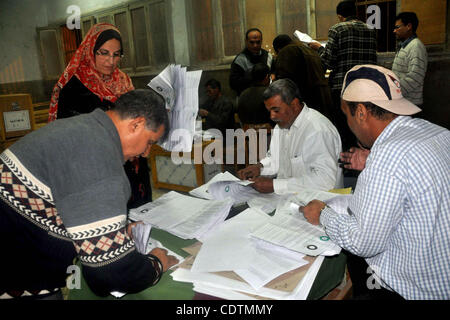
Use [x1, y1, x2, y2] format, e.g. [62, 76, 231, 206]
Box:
[299, 200, 326, 225]
[149, 248, 179, 272]
[308, 41, 322, 51]
[237, 164, 261, 180]
[198, 109, 208, 117]
[250, 176, 274, 193]
[339, 147, 370, 171]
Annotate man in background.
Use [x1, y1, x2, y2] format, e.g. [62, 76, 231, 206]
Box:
[230, 28, 273, 97]
[199, 78, 235, 136]
[392, 11, 427, 107]
[309, 0, 377, 150]
[272, 34, 332, 120]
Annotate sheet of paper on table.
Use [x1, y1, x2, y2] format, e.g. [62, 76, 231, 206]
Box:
[191, 208, 309, 290]
[129, 191, 233, 240]
[172, 237, 324, 300]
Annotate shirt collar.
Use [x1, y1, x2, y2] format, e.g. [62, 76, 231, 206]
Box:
[290, 103, 308, 129]
[372, 116, 408, 148]
[400, 35, 417, 48]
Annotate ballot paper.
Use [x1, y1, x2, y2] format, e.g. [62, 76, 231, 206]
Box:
[129, 191, 233, 240]
[131, 223, 152, 254]
[148, 64, 202, 152]
[171, 241, 325, 300]
[250, 191, 344, 256]
[207, 180, 258, 206]
[294, 30, 314, 43]
[189, 171, 242, 200]
[191, 208, 308, 290]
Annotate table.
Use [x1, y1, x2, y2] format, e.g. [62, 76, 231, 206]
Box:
[68, 227, 346, 300]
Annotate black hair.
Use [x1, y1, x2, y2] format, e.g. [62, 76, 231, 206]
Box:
[336, 1, 356, 18]
[272, 34, 292, 53]
[205, 78, 221, 91]
[263, 78, 303, 104]
[245, 28, 263, 40]
[112, 89, 170, 141]
[251, 63, 270, 82]
[396, 12, 419, 33]
[345, 101, 394, 120]
[93, 29, 124, 56]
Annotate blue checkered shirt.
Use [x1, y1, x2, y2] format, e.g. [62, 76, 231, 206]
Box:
[320, 116, 450, 299]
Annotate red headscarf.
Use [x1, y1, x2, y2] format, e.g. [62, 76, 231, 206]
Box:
[48, 23, 134, 122]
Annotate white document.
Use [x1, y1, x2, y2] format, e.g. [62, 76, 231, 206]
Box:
[294, 30, 313, 43]
[129, 191, 233, 240]
[207, 180, 259, 206]
[191, 208, 308, 290]
[250, 197, 341, 256]
[148, 64, 175, 110]
[131, 223, 152, 254]
[148, 64, 202, 152]
[189, 171, 242, 200]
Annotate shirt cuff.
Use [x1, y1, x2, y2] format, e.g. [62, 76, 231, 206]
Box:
[319, 206, 334, 227]
[272, 178, 289, 194]
[259, 158, 270, 171]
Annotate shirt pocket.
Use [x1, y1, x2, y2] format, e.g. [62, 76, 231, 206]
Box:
[289, 155, 305, 177]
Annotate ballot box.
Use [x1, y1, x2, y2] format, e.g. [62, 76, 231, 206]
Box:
[0, 94, 36, 152]
[149, 140, 223, 192]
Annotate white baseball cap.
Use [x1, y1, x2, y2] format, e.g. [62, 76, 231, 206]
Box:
[341, 64, 421, 115]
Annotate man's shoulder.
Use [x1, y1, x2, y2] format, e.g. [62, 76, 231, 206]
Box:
[331, 19, 371, 32]
[410, 37, 427, 51]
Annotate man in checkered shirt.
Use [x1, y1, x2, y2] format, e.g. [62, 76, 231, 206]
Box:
[309, 0, 377, 151]
[301, 65, 450, 300]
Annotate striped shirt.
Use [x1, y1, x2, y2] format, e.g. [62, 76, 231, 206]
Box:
[392, 37, 428, 105]
[318, 17, 377, 92]
[320, 116, 450, 299]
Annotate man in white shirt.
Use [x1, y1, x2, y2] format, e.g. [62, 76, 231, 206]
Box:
[237, 78, 343, 194]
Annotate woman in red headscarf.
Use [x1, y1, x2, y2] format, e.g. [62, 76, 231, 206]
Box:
[48, 23, 152, 209]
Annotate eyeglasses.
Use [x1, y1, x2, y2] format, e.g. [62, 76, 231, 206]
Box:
[393, 24, 404, 30]
[95, 49, 123, 59]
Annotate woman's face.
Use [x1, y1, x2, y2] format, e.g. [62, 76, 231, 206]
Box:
[94, 38, 121, 76]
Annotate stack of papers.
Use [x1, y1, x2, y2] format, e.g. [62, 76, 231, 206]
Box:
[148, 64, 202, 152]
[129, 191, 233, 240]
[294, 30, 313, 43]
[249, 190, 352, 256]
[171, 208, 326, 300]
[293, 30, 327, 47]
[189, 171, 282, 210]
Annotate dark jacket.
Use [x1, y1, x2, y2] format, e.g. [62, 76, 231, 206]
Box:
[229, 48, 272, 96]
[273, 42, 333, 120]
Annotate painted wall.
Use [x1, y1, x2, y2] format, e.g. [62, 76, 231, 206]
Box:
[0, 0, 189, 84]
[0, 0, 48, 84]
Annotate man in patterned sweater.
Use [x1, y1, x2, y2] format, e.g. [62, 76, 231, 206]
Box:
[392, 12, 427, 107]
[0, 89, 178, 299]
[309, 0, 377, 150]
